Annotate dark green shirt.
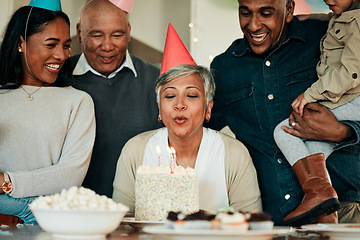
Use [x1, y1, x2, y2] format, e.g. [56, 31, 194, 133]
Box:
[209, 17, 360, 225]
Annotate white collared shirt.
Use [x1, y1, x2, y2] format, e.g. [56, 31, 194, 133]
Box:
[72, 51, 137, 78]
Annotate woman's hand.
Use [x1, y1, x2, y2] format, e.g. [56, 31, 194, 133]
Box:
[282, 103, 354, 142]
[291, 93, 308, 116]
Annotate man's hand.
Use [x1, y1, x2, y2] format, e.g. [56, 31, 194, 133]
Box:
[281, 103, 354, 142]
[292, 93, 308, 116]
[0, 173, 4, 194]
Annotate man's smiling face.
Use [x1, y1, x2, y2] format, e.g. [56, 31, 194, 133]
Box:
[78, 1, 131, 77]
[238, 0, 294, 55]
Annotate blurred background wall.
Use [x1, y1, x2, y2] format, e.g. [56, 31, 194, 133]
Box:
[0, 0, 329, 68]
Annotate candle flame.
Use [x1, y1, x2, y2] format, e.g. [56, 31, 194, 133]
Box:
[156, 145, 161, 154]
[168, 146, 176, 173]
[170, 146, 175, 154]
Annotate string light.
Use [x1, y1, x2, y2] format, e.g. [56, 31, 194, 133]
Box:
[189, 0, 239, 67]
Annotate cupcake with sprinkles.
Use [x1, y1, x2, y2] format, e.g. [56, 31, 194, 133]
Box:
[216, 207, 250, 231]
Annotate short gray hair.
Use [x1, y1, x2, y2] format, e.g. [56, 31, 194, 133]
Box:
[155, 64, 215, 106]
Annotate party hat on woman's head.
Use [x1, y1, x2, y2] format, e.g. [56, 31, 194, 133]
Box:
[28, 0, 62, 11]
[160, 23, 196, 75]
[109, 0, 135, 13]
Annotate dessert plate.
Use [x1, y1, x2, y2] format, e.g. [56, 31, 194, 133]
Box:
[301, 223, 360, 240]
[122, 218, 164, 229]
[142, 226, 292, 240]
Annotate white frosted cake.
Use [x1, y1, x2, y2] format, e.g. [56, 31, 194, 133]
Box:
[135, 165, 199, 221]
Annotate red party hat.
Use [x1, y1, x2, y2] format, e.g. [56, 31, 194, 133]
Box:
[160, 23, 196, 75]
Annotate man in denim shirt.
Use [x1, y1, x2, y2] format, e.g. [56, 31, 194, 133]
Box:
[209, 0, 360, 225]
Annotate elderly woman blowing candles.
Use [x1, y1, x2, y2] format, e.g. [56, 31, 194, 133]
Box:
[112, 23, 261, 214]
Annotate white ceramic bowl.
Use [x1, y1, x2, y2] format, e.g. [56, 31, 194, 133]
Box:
[31, 208, 128, 240]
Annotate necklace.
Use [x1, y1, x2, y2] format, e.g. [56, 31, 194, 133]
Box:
[20, 86, 42, 101]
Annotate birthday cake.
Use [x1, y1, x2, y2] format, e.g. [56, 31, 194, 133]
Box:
[135, 165, 199, 221]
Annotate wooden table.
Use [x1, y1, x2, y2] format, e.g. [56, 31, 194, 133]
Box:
[0, 224, 330, 240]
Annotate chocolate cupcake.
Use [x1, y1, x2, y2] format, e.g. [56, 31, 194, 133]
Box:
[248, 212, 274, 230]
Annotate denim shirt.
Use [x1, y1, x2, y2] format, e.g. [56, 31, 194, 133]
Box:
[209, 17, 360, 225]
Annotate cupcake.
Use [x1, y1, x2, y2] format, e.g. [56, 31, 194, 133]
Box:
[248, 212, 274, 230]
[216, 209, 249, 231]
[182, 210, 217, 230]
[165, 210, 218, 230]
[164, 211, 180, 229]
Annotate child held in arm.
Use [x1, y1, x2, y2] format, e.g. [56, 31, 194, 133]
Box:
[274, 0, 360, 226]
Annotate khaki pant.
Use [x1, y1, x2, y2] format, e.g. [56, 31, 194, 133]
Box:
[338, 201, 360, 223]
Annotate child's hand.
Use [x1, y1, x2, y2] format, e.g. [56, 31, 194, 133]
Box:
[292, 93, 308, 116]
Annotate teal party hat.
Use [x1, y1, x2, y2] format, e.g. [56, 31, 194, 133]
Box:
[28, 0, 62, 11]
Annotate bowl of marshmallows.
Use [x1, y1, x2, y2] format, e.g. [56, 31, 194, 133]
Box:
[29, 186, 129, 240]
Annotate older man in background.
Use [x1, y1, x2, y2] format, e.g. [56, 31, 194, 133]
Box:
[65, 0, 162, 197]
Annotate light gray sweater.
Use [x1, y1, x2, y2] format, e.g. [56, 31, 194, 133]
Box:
[0, 86, 95, 198]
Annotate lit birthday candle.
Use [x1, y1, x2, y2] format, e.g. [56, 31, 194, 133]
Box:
[168, 146, 176, 173]
[156, 145, 161, 166]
